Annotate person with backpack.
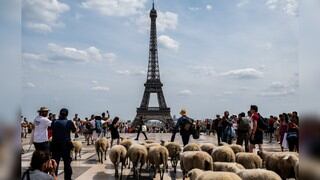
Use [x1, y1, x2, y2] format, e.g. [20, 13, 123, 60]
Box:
[236, 112, 250, 152]
[91, 115, 107, 143]
[171, 109, 194, 146]
[249, 105, 264, 152]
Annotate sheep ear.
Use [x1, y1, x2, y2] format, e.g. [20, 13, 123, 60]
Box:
[187, 171, 193, 177]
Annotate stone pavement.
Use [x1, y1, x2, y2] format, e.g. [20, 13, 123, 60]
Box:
[21, 133, 282, 180]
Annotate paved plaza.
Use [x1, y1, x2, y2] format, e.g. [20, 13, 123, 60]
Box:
[21, 133, 282, 180]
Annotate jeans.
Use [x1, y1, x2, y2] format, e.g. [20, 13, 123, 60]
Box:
[51, 142, 73, 180]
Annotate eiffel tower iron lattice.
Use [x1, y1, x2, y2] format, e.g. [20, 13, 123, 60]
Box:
[132, 2, 174, 128]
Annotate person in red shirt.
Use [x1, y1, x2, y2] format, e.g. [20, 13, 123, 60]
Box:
[249, 105, 263, 152]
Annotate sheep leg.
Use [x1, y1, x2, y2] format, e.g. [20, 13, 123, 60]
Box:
[115, 162, 119, 178]
[79, 149, 81, 159]
[104, 150, 107, 160]
[120, 161, 124, 180]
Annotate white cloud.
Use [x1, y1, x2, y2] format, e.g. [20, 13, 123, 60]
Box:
[283, 0, 298, 16]
[25, 82, 35, 88]
[135, 10, 178, 32]
[237, 0, 250, 7]
[22, 53, 48, 62]
[189, 65, 216, 76]
[158, 35, 179, 51]
[259, 80, 297, 97]
[221, 68, 263, 79]
[92, 86, 110, 91]
[178, 89, 192, 96]
[22, 0, 69, 33]
[206, 5, 213, 11]
[91, 80, 98, 84]
[265, 0, 298, 16]
[270, 81, 286, 89]
[259, 89, 295, 97]
[81, 0, 146, 16]
[48, 43, 116, 62]
[188, 7, 200, 11]
[116, 69, 146, 76]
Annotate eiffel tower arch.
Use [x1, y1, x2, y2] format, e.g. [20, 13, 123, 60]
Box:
[132, 2, 174, 128]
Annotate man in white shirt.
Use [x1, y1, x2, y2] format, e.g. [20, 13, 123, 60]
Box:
[32, 107, 51, 152]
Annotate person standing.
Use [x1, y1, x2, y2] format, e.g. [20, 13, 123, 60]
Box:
[236, 112, 250, 152]
[249, 105, 263, 152]
[73, 114, 80, 139]
[32, 107, 51, 152]
[110, 117, 120, 147]
[134, 116, 148, 140]
[214, 115, 223, 145]
[279, 113, 289, 151]
[51, 108, 77, 180]
[171, 109, 194, 146]
[287, 118, 299, 152]
[221, 111, 233, 144]
[102, 111, 110, 137]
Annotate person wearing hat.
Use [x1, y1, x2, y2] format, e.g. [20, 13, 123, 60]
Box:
[171, 109, 194, 146]
[31, 107, 51, 152]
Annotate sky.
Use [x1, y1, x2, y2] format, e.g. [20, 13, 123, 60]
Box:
[20, 0, 300, 120]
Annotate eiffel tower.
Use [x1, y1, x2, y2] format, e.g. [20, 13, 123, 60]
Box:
[132, 2, 173, 128]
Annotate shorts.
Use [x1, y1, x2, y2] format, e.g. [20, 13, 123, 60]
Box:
[250, 130, 263, 145]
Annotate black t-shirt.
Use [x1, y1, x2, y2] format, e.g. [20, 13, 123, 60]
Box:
[51, 119, 76, 143]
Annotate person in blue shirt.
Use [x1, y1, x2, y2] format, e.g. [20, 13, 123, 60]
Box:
[50, 108, 77, 180]
[171, 109, 194, 146]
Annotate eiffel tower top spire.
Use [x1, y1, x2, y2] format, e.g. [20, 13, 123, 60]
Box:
[147, 0, 160, 81]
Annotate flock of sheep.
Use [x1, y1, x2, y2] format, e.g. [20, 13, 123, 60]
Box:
[69, 138, 299, 180]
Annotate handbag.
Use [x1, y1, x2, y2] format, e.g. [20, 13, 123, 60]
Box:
[142, 125, 147, 132]
[192, 125, 200, 139]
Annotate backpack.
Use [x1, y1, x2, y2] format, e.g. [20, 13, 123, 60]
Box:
[181, 117, 193, 132]
[95, 120, 102, 133]
[257, 114, 268, 131]
[238, 118, 250, 131]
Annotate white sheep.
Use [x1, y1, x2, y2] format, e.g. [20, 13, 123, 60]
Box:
[180, 151, 213, 179]
[95, 137, 109, 163]
[237, 169, 282, 180]
[200, 143, 216, 155]
[211, 146, 235, 162]
[257, 151, 298, 179]
[127, 144, 148, 178]
[183, 143, 201, 152]
[109, 145, 127, 178]
[229, 144, 245, 155]
[212, 162, 245, 173]
[120, 138, 133, 168]
[161, 141, 181, 173]
[148, 145, 169, 180]
[236, 152, 262, 169]
[71, 141, 82, 160]
[188, 169, 241, 180]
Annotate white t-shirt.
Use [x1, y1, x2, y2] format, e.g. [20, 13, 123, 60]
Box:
[33, 116, 51, 143]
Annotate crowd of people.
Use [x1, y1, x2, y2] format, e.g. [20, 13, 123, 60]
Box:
[21, 105, 299, 180]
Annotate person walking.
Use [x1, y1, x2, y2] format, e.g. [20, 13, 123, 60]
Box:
[134, 116, 148, 140]
[50, 108, 77, 180]
[236, 112, 250, 152]
[279, 114, 288, 151]
[287, 118, 299, 152]
[171, 109, 194, 146]
[102, 111, 110, 137]
[249, 105, 263, 152]
[32, 107, 51, 152]
[110, 117, 120, 147]
[91, 116, 107, 143]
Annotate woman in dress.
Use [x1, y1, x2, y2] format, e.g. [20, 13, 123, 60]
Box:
[279, 113, 288, 151]
[110, 117, 120, 147]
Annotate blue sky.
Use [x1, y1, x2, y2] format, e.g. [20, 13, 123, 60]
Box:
[21, 0, 299, 120]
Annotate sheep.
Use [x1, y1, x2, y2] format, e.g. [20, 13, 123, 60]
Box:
[180, 151, 213, 179]
[161, 141, 181, 173]
[188, 169, 242, 180]
[147, 145, 169, 180]
[120, 138, 133, 168]
[200, 143, 216, 155]
[127, 144, 148, 179]
[95, 137, 109, 163]
[211, 146, 235, 162]
[71, 141, 82, 160]
[283, 153, 299, 180]
[236, 152, 262, 169]
[109, 145, 127, 178]
[257, 151, 298, 179]
[183, 143, 201, 152]
[229, 144, 245, 154]
[212, 162, 245, 173]
[237, 169, 282, 180]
